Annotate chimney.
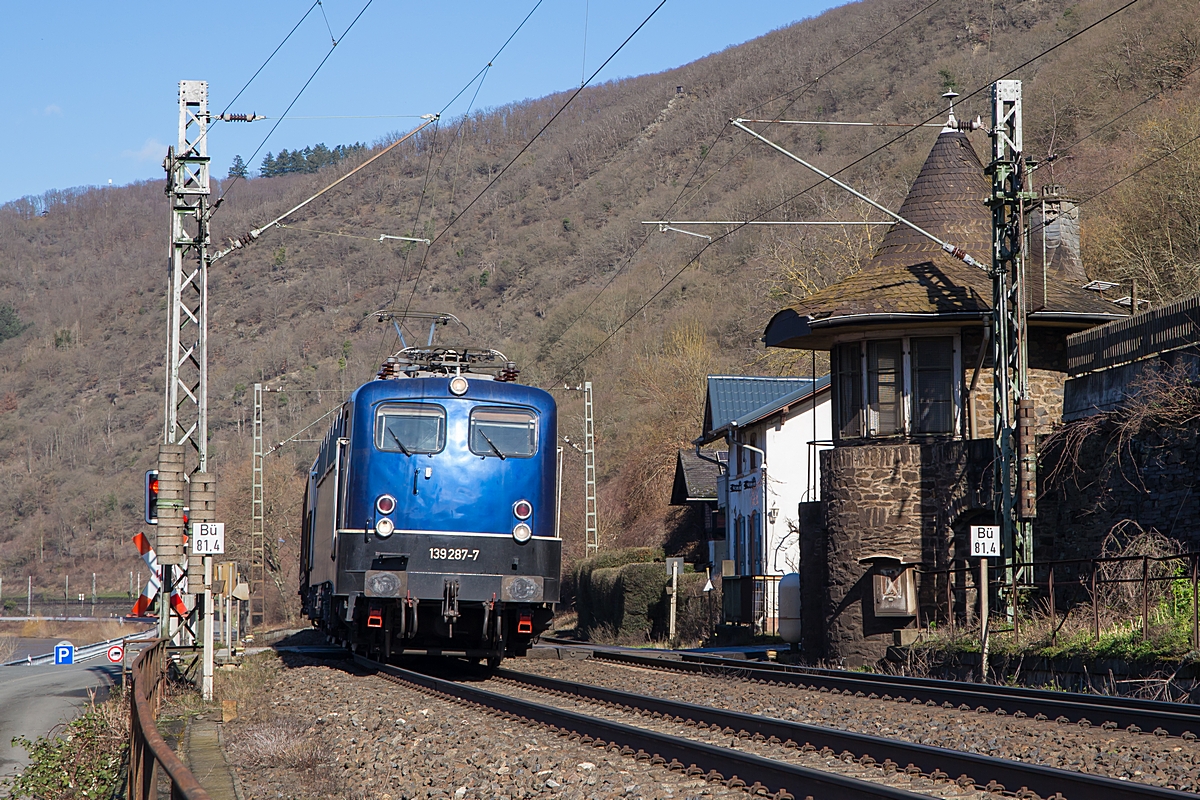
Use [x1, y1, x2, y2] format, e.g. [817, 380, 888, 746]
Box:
[1028, 185, 1085, 282]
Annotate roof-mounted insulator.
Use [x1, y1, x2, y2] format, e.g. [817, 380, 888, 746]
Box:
[377, 356, 408, 380]
[496, 361, 521, 383]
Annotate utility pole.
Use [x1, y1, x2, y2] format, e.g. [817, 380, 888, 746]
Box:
[582, 381, 598, 556]
[987, 80, 1037, 612]
[251, 383, 265, 629]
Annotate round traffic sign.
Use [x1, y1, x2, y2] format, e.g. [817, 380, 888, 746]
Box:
[106, 644, 124, 664]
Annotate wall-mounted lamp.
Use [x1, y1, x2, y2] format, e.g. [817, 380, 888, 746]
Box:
[767, 505, 779, 525]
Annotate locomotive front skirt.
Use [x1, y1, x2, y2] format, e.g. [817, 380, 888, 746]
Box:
[299, 365, 561, 663]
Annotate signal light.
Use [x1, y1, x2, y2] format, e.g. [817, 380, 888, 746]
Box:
[144, 470, 159, 525]
[513, 500, 532, 520]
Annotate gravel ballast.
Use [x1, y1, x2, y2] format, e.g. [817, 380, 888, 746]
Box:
[221, 654, 751, 800]
[508, 656, 1200, 792]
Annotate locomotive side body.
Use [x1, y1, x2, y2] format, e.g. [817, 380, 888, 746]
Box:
[299, 372, 560, 662]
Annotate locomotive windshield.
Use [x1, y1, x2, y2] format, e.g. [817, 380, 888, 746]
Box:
[375, 403, 446, 454]
[469, 407, 537, 458]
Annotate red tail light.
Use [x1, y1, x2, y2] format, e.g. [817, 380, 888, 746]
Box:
[517, 612, 533, 634]
[367, 609, 383, 628]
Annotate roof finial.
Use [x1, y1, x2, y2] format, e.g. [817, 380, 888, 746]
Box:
[941, 90, 960, 133]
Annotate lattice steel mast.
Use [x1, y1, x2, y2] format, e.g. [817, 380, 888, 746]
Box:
[987, 81, 1037, 600]
[583, 381, 598, 556]
[160, 80, 212, 639]
[251, 383, 265, 628]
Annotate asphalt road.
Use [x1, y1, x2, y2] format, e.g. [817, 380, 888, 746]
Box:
[0, 662, 120, 787]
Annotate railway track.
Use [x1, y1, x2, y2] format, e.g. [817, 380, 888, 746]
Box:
[543, 642, 1200, 740]
[354, 654, 1195, 800]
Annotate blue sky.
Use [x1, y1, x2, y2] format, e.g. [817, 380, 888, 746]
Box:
[0, 1, 847, 204]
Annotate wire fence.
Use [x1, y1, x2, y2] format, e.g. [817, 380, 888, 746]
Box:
[918, 552, 1200, 648]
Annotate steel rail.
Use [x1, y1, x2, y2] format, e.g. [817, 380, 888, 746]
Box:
[495, 667, 1192, 800]
[354, 655, 925, 800]
[128, 639, 212, 800]
[578, 647, 1200, 739]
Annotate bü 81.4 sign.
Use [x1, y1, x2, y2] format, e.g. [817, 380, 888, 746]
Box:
[191, 522, 225, 555]
[970, 525, 1000, 558]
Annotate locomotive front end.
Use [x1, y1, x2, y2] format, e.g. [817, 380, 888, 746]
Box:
[300, 342, 561, 666]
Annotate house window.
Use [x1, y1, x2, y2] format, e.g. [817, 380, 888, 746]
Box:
[749, 432, 759, 469]
[867, 339, 903, 436]
[912, 337, 955, 434]
[833, 342, 862, 439]
[750, 510, 761, 574]
[833, 335, 959, 441]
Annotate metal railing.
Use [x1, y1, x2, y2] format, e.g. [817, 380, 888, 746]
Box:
[921, 552, 1200, 648]
[1, 630, 155, 667]
[128, 639, 211, 800]
[721, 575, 781, 636]
[1066, 295, 1200, 376]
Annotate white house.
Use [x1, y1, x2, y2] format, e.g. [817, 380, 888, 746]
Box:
[690, 375, 832, 635]
[694, 375, 832, 578]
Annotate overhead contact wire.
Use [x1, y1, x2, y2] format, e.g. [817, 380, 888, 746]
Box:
[376, 0, 547, 352]
[1079, 130, 1200, 205]
[547, 0, 1145, 386]
[216, 0, 376, 208]
[541, 0, 948, 355]
[220, 1, 321, 118]
[399, 0, 670, 319]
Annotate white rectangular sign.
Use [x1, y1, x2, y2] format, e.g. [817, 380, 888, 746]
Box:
[191, 522, 225, 555]
[970, 524, 1000, 558]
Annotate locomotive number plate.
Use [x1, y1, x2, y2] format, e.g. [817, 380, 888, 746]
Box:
[429, 547, 481, 561]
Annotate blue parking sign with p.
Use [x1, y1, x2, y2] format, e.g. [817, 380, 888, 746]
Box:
[54, 642, 74, 665]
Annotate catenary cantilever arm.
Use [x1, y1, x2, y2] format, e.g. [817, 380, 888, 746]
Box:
[731, 118, 988, 273]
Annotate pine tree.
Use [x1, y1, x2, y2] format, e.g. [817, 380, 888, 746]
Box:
[228, 155, 249, 179]
[259, 152, 276, 177]
[0, 303, 29, 342]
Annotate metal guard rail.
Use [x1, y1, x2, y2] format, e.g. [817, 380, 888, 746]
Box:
[128, 639, 212, 800]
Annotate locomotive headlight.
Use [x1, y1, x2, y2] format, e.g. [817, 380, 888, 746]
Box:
[513, 499, 532, 520]
[512, 522, 532, 543]
[376, 494, 397, 515]
[375, 517, 395, 537]
[449, 375, 469, 396]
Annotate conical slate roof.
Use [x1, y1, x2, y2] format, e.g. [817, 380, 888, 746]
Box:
[871, 130, 993, 271]
[763, 130, 1122, 349]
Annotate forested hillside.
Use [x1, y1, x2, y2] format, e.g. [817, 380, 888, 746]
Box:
[1, 0, 1197, 620]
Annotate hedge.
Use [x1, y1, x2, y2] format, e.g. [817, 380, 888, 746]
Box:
[573, 548, 719, 642]
[573, 547, 661, 634]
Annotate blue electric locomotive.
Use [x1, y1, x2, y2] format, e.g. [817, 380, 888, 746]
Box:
[299, 337, 560, 665]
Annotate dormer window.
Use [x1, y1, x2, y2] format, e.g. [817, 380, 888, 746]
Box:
[833, 335, 960, 441]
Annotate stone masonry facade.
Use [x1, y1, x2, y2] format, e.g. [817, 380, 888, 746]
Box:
[815, 439, 992, 667]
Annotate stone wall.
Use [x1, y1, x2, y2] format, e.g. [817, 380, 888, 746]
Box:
[961, 327, 1067, 439]
[817, 439, 992, 666]
[1037, 417, 1200, 560]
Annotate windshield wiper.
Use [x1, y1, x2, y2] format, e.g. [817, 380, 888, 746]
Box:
[388, 429, 412, 456]
[478, 430, 507, 460]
